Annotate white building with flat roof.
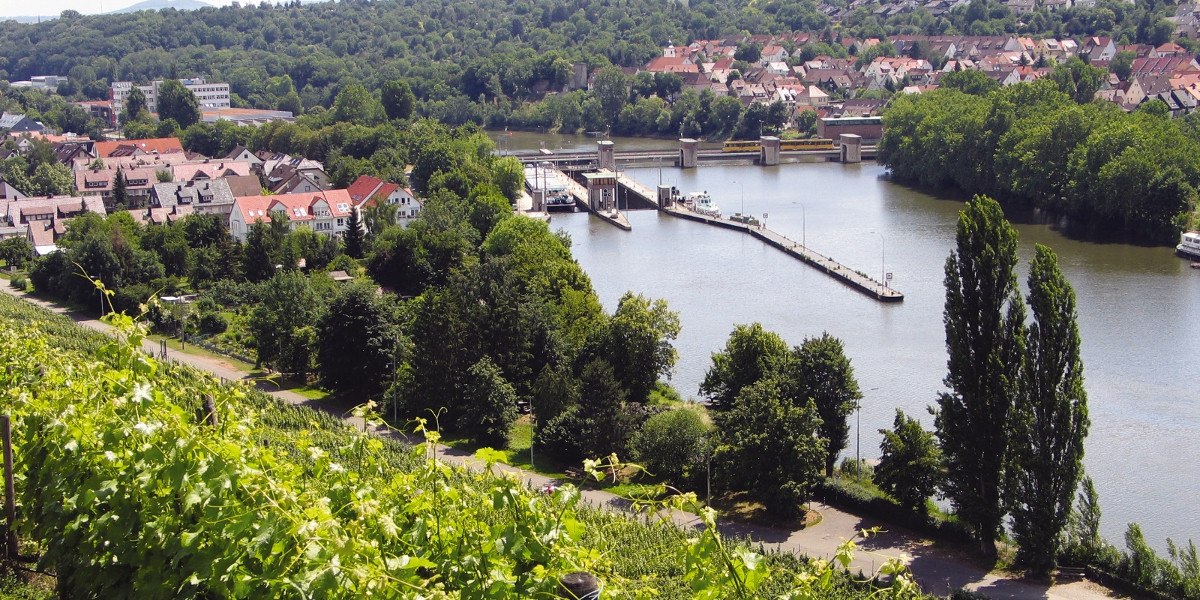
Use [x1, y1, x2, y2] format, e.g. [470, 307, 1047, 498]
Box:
[111, 78, 231, 116]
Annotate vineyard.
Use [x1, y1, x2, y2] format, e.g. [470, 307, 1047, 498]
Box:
[0, 292, 922, 599]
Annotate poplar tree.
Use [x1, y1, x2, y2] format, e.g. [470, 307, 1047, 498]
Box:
[1008, 244, 1090, 574]
[935, 194, 1026, 555]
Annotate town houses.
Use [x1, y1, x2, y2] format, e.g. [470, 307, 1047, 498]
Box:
[0, 130, 421, 258]
[633, 31, 1200, 124]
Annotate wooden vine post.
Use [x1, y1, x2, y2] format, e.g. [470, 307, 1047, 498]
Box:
[2, 414, 17, 558]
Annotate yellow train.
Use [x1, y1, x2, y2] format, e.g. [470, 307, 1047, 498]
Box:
[722, 138, 836, 152]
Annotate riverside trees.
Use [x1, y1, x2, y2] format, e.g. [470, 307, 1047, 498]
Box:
[879, 78, 1200, 242]
[935, 194, 1025, 554]
[703, 325, 862, 516]
[936, 195, 1090, 571]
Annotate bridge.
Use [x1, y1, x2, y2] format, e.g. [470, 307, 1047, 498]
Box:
[511, 135, 876, 169]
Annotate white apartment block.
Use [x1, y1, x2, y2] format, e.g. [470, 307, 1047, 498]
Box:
[111, 78, 231, 116]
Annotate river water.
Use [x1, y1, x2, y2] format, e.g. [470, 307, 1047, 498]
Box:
[494, 131, 1200, 551]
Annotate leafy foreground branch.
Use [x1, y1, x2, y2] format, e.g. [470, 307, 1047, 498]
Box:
[0, 293, 923, 599]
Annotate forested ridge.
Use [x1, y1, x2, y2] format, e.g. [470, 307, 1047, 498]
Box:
[0, 0, 1182, 131]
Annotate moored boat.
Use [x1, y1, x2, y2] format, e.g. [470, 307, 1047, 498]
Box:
[1177, 231, 1200, 260]
[685, 191, 721, 218]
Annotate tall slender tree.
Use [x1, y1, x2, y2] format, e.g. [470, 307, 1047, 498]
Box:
[935, 194, 1026, 555]
[344, 207, 365, 259]
[112, 169, 128, 209]
[1007, 244, 1090, 574]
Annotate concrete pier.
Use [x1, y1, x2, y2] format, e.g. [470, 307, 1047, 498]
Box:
[660, 203, 903, 303]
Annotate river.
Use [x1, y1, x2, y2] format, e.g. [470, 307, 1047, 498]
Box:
[492, 131, 1200, 551]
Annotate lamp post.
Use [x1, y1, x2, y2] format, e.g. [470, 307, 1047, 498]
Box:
[798, 201, 806, 248]
[706, 448, 713, 504]
[391, 335, 399, 424]
[869, 230, 886, 289]
[733, 180, 744, 216]
[858, 387, 879, 481]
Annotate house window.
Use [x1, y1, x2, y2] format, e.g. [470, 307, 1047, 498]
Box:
[336, 218, 344, 227]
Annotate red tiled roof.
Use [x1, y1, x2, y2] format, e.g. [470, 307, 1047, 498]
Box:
[93, 137, 185, 158]
[346, 174, 385, 204]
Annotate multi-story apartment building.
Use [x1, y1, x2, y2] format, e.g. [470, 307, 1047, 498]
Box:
[111, 78, 231, 116]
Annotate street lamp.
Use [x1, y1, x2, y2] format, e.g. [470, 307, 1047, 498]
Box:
[798, 201, 806, 248]
[706, 446, 713, 504]
[869, 230, 886, 289]
[732, 180, 744, 216]
[858, 387, 879, 481]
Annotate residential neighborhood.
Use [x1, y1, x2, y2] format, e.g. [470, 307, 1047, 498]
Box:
[633, 31, 1200, 120]
[0, 131, 422, 258]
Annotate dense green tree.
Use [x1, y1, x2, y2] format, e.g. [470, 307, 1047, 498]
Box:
[939, 69, 1000, 96]
[381, 79, 416, 121]
[460, 356, 520, 448]
[876, 409, 942, 514]
[27, 162, 73, 197]
[579, 292, 680, 404]
[714, 378, 826, 519]
[1008, 244, 1090, 574]
[120, 87, 149, 125]
[344, 207, 365, 259]
[778, 333, 862, 477]
[157, 79, 202, 128]
[1049, 57, 1105, 104]
[700, 323, 788, 411]
[242, 215, 290, 282]
[575, 358, 638, 459]
[734, 43, 762, 63]
[332, 83, 383, 125]
[250, 270, 325, 376]
[935, 194, 1026, 554]
[1111, 50, 1135, 82]
[631, 406, 712, 487]
[491, 156, 524, 202]
[592, 66, 629, 127]
[0, 237, 32, 269]
[316, 280, 397, 396]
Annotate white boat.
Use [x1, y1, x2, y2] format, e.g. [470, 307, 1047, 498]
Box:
[686, 191, 721, 218]
[1177, 231, 1200, 260]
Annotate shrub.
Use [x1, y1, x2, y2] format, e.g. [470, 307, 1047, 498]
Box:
[536, 406, 587, 464]
[197, 311, 229, 335]
[630, 405, 711, 488]
[10, 276, 27, 291]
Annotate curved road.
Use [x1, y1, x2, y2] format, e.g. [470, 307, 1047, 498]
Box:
[2, 284, 1123, 600]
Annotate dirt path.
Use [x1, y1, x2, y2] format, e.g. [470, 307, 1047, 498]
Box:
[3, 284, 1124, 599]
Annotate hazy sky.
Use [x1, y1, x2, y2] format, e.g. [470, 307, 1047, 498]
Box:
[0, 0, 239, 18]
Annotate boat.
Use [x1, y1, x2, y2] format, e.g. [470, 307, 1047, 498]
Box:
[685, 191, 721, 218]
[544, 191, 576, 212]
[1177, 231, 1200, 260]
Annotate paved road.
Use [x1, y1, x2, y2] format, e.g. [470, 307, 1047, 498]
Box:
[3, 284, 1123, 600]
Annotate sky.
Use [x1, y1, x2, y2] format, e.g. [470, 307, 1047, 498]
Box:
[0, 0, 238, 19]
